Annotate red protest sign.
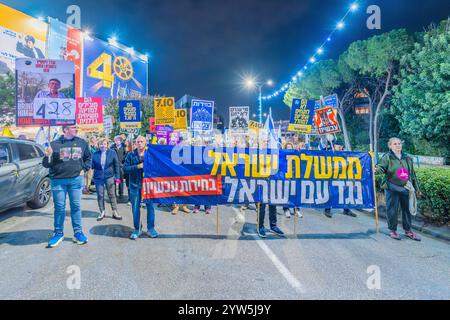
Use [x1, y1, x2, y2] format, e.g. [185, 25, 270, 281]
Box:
[76, 97, 103, 132]
[313, 107, 341, 135]
[149, 117, 157, 133]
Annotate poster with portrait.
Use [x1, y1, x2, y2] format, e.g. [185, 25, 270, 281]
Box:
[0, 3, 48, 75]
[229, 106, 249, 133]
[16, 58, 76, 127]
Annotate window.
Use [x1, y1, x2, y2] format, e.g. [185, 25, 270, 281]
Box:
[0, 144, 10, 165]
[35, 146, 45, 157]
[16, 143, 39, 161]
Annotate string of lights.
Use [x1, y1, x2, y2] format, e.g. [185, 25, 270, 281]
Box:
[262, 2, 360, 100]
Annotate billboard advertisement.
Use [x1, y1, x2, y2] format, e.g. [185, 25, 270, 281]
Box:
[46, 17, 84, 97]
[83, 36, 148, 100]
[16, 58, 76, 127]
[0, 3, 48, 74]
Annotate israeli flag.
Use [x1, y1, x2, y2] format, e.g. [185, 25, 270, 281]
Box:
[264, 108, 279, 149]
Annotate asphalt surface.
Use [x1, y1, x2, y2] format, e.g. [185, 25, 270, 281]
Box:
[0, 193, 449, 300]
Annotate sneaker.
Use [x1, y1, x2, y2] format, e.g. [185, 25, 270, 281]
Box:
[284, 209, 291, 218]
[405, 231, 421, 241]
[343, 209, 357, 217]
[73, 231, 88, 245]
[112, 210, 122, 220]
[389, 231, 401, 240]
[147, 228, 159, 238]
[258, 227, 266, 238]
[97, 211, 105, 221]
[324, 209, 333, 218]
[47, 232, 64, 248]
[130, 230, 142, 240]
[205, 208, 211, 215]
[181, 205, 191, 213]
[270, 226, 285, 237]
[295, 208, 303, 218]
[192, 208, 199, 214]
[171, 207, 179, 215]
[82, 188, 90, 195]
[127, 201, 131, 206]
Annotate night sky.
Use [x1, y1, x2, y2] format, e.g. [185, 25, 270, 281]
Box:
[3, 0, 449, 122]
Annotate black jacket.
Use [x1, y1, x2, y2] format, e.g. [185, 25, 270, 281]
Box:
[111, 143, 127, 165]
[92, 149, 120, 183]
[43, 136, 92, 179]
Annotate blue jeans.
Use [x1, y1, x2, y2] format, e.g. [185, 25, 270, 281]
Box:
[129, 188, 155, 231]
[258, 204, 277, 229]
[51, 176, 83, 234]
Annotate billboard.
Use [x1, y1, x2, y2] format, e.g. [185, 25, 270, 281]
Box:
[46, 17, 83, 97]
[83, 36, 148, 100]
[0, 3, 48, 74]
[16, 58, 76, 127]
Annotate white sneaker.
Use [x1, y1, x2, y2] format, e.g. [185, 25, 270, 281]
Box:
[284, 209, 291, 218]
[295, 208, 303, 218]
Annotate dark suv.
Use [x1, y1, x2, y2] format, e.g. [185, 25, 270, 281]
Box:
[0, 137, 51, 213]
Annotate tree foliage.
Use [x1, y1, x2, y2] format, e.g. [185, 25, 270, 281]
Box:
[391, 21, 450, 157]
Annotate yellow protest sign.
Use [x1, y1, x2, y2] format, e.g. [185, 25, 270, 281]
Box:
[155, 97, 175, 125]
[173, 108, 187, 130]
[249, 120, 263, 131]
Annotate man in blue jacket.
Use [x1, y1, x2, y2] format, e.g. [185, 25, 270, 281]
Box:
[92, 138, 122, 221]
[124, 136, 158, 239]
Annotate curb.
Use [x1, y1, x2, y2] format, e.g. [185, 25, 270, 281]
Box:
[356, 208, 450, 242]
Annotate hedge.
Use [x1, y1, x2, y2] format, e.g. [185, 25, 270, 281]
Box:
[375, 167, 450, 225]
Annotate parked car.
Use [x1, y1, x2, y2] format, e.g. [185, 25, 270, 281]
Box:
[0, 137, 51, 213]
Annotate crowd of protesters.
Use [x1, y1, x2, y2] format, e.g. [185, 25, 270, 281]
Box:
[42, 125, 421, 248]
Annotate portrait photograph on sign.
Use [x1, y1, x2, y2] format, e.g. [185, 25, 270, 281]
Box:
[15, 58, 76, 127]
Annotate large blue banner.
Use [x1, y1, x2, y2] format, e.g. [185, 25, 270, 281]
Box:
[142, 145, 375, 209]
[83, 36, 148, 100]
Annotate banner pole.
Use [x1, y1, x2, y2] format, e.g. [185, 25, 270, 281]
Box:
[294, 209, 298, 236]
[257, 202, 260, 234]
[216, 205, 219, 235]
[369, 148, 380, 237]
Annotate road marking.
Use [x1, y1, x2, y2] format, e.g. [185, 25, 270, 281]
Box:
[232, 207, 305, 294]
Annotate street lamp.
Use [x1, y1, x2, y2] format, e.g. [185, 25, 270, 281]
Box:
[244, 78, 273, 123]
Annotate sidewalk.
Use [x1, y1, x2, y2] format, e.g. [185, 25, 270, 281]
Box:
[358, 206, 450, 242]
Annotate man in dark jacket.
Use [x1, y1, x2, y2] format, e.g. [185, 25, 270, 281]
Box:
[43, 124, 92, 248]
[124, 136, 158, 240]
[111, 135, 128, 202]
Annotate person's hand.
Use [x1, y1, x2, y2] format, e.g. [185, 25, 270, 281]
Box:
[115, 179, 121, 185]
[137, 163, 144, 169]
[45, 147, 53, 157]
[416, 191, 423, 199]
[80, 170, 85, 176]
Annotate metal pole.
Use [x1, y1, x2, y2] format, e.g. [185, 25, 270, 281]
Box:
[216, 205, 219, 235]
[258, 86, 263, 124]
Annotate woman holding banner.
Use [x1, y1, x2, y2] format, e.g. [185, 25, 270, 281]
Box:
[124, 136, 158, 239]
[376, 138, 422, 241]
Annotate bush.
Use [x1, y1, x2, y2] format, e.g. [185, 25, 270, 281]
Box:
[415, 167, 450, 225]
[375, 167, 450, 225]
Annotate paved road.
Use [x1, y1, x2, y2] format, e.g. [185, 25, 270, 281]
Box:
[0, 193, 449, 300]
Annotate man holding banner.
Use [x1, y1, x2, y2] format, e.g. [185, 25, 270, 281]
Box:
[124, 136, 158, 239]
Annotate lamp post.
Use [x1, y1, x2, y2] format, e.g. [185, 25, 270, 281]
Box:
[245, 78, 273, 124]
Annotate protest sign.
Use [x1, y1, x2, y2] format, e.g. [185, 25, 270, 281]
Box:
[16, 58, 76, 127]
[119, 100, 141, 129]
[76, 97, 103, 132]
[174, 108, 187, 130]
[229, 106, 249, 133]
[155, 97, 175, 125]
[190, 100, 214, 132]
[288, 99, 315, 133]
[313, 107, 342, 135]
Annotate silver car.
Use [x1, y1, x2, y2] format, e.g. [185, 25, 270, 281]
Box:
[0, 137, 51, 213]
